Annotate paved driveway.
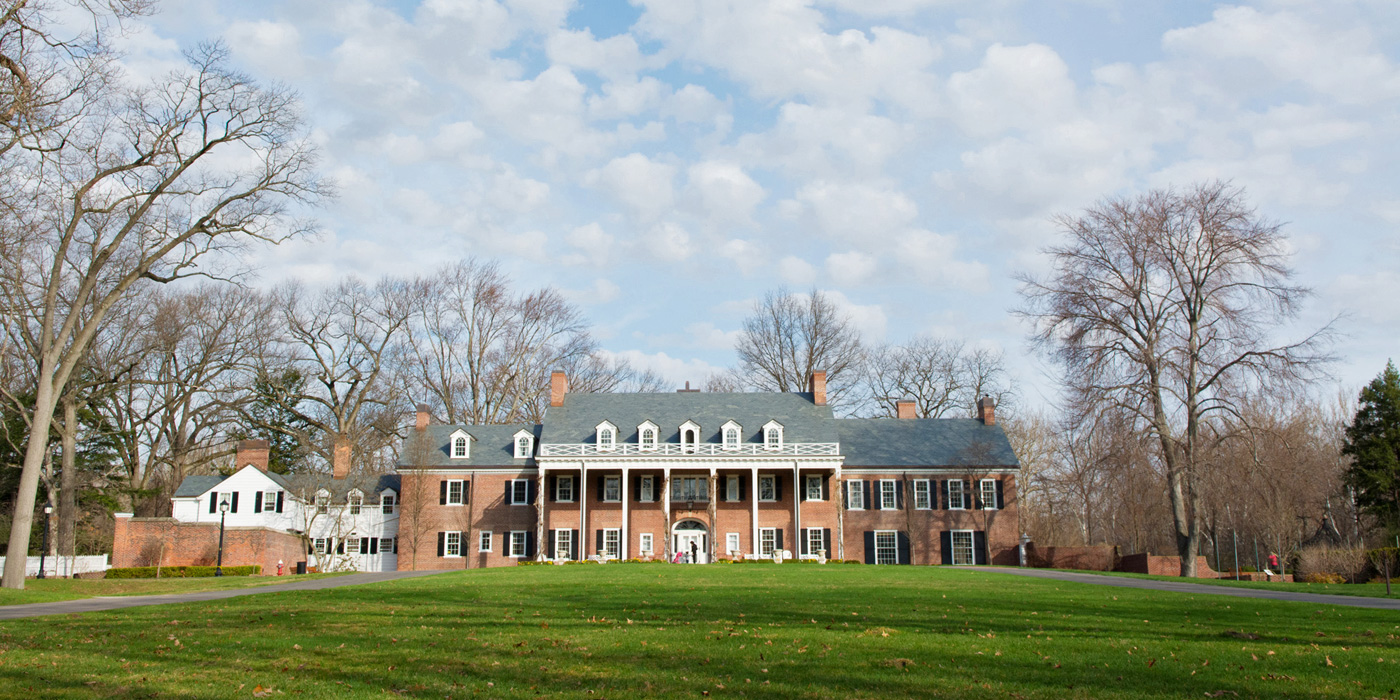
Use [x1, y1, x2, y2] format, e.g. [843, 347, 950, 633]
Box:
[981, 567, 1400, 611]
[0, 570, 449, 621]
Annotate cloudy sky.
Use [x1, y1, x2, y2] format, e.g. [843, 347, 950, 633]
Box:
[131, 0, 1399, 405]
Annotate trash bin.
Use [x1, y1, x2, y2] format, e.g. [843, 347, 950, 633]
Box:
[295, 561, 307, 575]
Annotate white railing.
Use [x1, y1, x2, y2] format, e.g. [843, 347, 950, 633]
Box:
[539, 442, 839, 457]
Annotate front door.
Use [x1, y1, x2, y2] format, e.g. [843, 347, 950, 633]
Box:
[673, 532, 709, 563]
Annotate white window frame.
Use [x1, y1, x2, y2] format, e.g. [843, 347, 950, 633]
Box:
[874, 530, 898, 565]
[381, 492, 397, 514]
[451, 435, 469, 459]
[509, 479, 530, 505]
[807, 528, 825, 558]
[721, 421, 742, 451]
[603, 528, 620, 559]
[726, 532, 740, 555]
[639, 532, 653, 555]
[679, 420, 700, 453]
[671, 476, 707, 502]
[879, 480, 897, 510]
[951, 529, 975, 566]
[262, 490, 281, 512]
[603, 475, 621, 502]
[758, 474, 776, 502]
[315, 491, 329, 514]
[640, 426, 657, 451]
[479, 530, 493, 553]
[554, 528, 572, 560]
[759, 527, 777, 557]
[804, 474, 823, 501]
[514, 432, 533, 459]
[639, 475, 654, 502]
[348, 492, 363, 515]
[596, 421, 617, 452]
[980, 479, 998, 511]
[445, 531, 462, 557]
[509, 531, 528, 558]
[446, 479, 466, 506]
[846, 480, 864, 510]
[913, 480, 931, 510]
[346, 536, 361, 555]
[725, 475, 739, 501]
[948, 479, 967, 510]
[555, 475, 576, 502]
[763, 420, 784, 451]
[381, 537, 395, 554]
[314, 537, 328, 555]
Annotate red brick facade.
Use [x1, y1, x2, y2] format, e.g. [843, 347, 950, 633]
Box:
[1118, 553, 1219, 577]
[112, 514, 304, 574]
[1026, 543, 1119, 571]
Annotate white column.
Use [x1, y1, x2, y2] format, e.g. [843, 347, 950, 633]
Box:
[835, 465, 844, 561]
[793, 462, 800, 560]
[537, 466, 547, 561]
[579, 462, 587, 560]
[621, 466, 629, 560]
[662, 467, 672, 559]
[707, 467, 717, 563]
[751, 465, 759, 559]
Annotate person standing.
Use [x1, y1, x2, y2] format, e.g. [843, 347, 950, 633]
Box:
[690, 541, 699, 565]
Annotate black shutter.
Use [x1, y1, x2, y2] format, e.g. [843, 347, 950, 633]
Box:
[800, 529, 809, 556]
[863, 531, 876, 565]
[369, 537, 379, 554]
[463, 481, 471, 504]
[842, 481, 849, 508]
[940, 531, 953, 565]
[209, 494, 217, 513]
[336, 539, 344, 554]
[973, 480, 983, 510]
[526, 532, 536, 558]
[823, 528, 832, 557]
[596, 529, 604, 554]
[230, 492, 239, 513]
[440, 481, 448, 505]
[437, 532, 445, 557]
[996, 480, 1005, 509]
[549, 476, 557, 502]
[929, 480, 938, 510]
[974, 531, 988, 565]
[597, 476, 605, 501]
[571, 530, 579, 561]
[504, 481, 513, 504]
[548, 530, 556, 559]
[775, 528, 783, 551]
[739, 476, 746, 501]
[940, 480, 949, 509]
[633, 475, 641, 501]
[307, 540, 313, 555]
[821, 476, 829, 501]
[897, 532, 911, 565]
[862, 481, 872, 510]
[895, 482, 904, 510]
[392, 538, 398, 554]
[528, 480, 536, 505]
[276, 492, 285, 513]
[775, 475, 783, 501]
[254, 492, 263, 513]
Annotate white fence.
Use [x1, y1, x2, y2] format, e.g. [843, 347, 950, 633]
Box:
[539, 442, 840, 457]
[0, 554, 110, 577]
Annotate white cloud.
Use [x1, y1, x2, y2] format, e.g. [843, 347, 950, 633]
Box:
[785, 180, 919, 242]
[227, 20, 307, 79]
[826, 251, 878, 287]
[684, 161, 766, 227]
[719, 238, 765, 276]
[547, 28, 650, 80]
[895, 230, 990, 289]
[597, 349, 722, 388]
[643, 221, 696, 262]
[777, 256, 817, 286]
[584, 153, 677, 222]
[561, 223, 615, 267]
[820, 290, 888, 343]
[946, 43, 1077, 138]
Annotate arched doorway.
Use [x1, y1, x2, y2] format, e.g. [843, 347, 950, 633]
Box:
[672, 519, 709, 563]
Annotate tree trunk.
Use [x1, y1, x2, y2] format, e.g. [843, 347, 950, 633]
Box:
[2, 377, 59, 589]
[58, 395, 79, 564]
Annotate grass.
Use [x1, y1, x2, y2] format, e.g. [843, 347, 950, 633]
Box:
[1055, 569, 1400, 598]
[0, 564, 1396, 698]
[0, 573, 351, 606]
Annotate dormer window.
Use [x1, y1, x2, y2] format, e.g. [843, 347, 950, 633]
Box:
[679, 420, 701, 453]
[638, 421, 658, 451]
[721, 420, 742, 451]
[596, 421, 617, 452]
[763, 421, 784, 451]
[513, 429, 534, 459]
[348, 491, 363, 515]
[449, 429, 472, 459]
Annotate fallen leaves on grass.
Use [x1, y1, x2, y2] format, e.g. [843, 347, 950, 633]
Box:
[881, 658, 915, 669]
[251, 684, 274, 697]
[858, 627, 896, 638]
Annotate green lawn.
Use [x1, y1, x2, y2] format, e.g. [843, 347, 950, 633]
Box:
[0, 573, 351, 606]
[1, 564, 1397, 698]
[1054, 569, 1400, 598]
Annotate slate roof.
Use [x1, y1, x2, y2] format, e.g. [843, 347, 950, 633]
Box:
[173, 475, 225, 498]
[834, 418, 1019, 468]
[539, 392, 838, 446]
[395, 424, 542, 468]
[172, 468, 391, 500]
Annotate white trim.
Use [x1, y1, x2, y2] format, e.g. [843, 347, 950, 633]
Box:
[947, 479, 968, 510]
[444, 531, 463, 558]
[508, 479, 530, 506]
[758, 474, 777, 502]
[602, 475, 622, 502]
[980, 478, 999, 510]
[508, 530, 528, 558]
[762, 420, 784, 451]
[720, 420, 743, 451]
[449, 429, 472, 459]
[595, 421, 618, 452]
[804, 473, 823, 501]
[639, 532, 654, 556]
[878, 479, 898, 510]
[913, 480, 931, 510]
[638, 421, 659, 451]
[513, 429, 534, 459]
[845, 480, 865, 510]
[950, 529, 975, 566]
[445, 479, 466, 506]
[555, 474, 576, 503]
[679, 420, 701, 453]
[553, 528, 574, 561]
[478, 530, 493, 553]
[873, 530, 898, 565]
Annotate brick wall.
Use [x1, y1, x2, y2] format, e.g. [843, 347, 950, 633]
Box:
[112, 514, 304, 574]
[1026, 544, 1118, 571]
[840, 473, 1019, 565]
[1118, 553, 1219, 577]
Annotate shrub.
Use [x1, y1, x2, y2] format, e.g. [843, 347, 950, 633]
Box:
[1301, 572, 1346, 584]
[106, 565, 261, 579]
[1296, 546, 1366, 583]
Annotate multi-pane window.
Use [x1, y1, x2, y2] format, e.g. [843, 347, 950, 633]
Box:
[879, 480, 898, 510]
[445, 532, 462, 557]
[554, 529, 572, 560]
[516, 436, 531, 458]
[510, 479, 530, 505]
[603, 476, 621, 502]
[640, 533, 653, 555]
[726, 532, 740, 554]
[640, 428, 656, 450]
[382, 493, 397, 514]
[759, 528, 777, 557]
[913, 480, 931, 510]
[452, 436, 468, 458]
[980, 479, 998, 510]
[479, 531, 493, 552]
[807, 528, 824, 557]
[765, 427, 780, 450]
[556, 475, 575, 502]
[805, 474, 823, 501]
[348, 493, 363, 515]
[446, 480, 466, 505]
[603, 529, 620, 558]
[261, 490, 281, 512]
[759, 475, 776, 501]
[726, 475, 740, 501]
[951, 530, 974, 565]
[724, 428, 739, 449]
[314, 538, 328, 554]
[875, 531, 898, 565]
[598, 427, 614, 450]
[381, 537, 396, 554]
[346, 537, 361, 555]
[846, 480, 865, 509]
[509, 531, 527, 557]
[315, 493, 328, 514]
[639, 476, 654, 502]
[947, 480, 967, 510]
[672, 477, 708, 502]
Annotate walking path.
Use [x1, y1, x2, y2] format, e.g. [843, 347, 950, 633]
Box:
[981, 567, 1400, 611]
[0, 570, 448, 621]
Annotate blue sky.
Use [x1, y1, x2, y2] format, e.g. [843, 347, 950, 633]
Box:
[129, 0, 1400, 406]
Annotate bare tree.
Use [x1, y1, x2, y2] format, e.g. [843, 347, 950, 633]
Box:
[1018, 181, 1333, 577]
[734, 288, 864, 407]
[0, 33, 325, 587]
[864, 336, 1013, 418]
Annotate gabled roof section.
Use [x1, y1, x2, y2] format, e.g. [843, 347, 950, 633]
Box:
[834, 418, 1019, 468]
[541, 392, 837, 445]
[173, 475, 226, 498]
[396, 424, 543, 468]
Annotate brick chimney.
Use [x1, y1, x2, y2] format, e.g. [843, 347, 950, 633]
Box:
[977, 396, 996, 426]
[896, 400, 917, 420]
[809, 370, 827, 406]
[236, 439, 271, 472]
[415, 404, 430, 430]
[332, 437, 351, 480]
[550, 370, 569, 407]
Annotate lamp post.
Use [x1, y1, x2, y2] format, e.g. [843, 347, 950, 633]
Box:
[37, 505, 53, 579]
[215, 498, 229, 577]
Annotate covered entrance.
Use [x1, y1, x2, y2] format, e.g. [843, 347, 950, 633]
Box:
[672, 520, 709, 564]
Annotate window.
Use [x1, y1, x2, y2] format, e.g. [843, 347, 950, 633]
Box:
[726, 532, 740, 555]
[555, 475, 575, 502]
[724, 428, 738, 449]
[763, 421, 783, 451]
[758, 475, 776, 502]
[805, 474, 823, 501]
[726, 475, 739, 501]
[875, 531, 898, 565]
[846, 480, 864, 510]
[640, 426, 656, 450]
[980, 479, 998, 510]
[381, 537, 396, 554]
[515, 435, 532, 459]
[509, 531, 528, 558]
[947, 479, 967, 510]
[879, 480, 898, 510]
[603, 476, 621, 502]
[555, 529, 573, 560]
[445, 532, 462, 557]
[951, 530, 975, 565]
[314, 492, 328, 514]
[672, 476, 708, 502]
[257, 490, 281, 513]
[639, 475, 654, 502]
[346, 536, 361, 555]
[913, 480, 931, 510]
[603, 528, 620, 559]
[680, 421, 700, 452]
[452, 436, 468, 459]
[446, 480, 466, 506]
[808, 528, 825, 557]
[381, 493, 397, 514]
[598, 427, 615, 451]
[314, 538, 328, 555]
[640, 533, 653, 555]
[479, 531, 493, 553]
[759, 528, 777, 557]
[509, 479, 530, 505]
[348, 493, 363, 515]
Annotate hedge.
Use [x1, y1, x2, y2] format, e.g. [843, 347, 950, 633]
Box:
[106, 565, 262, 579]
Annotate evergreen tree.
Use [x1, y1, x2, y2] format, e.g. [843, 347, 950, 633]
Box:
[239, 369, 313, 475]
[1343, 361, 1400, 536]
